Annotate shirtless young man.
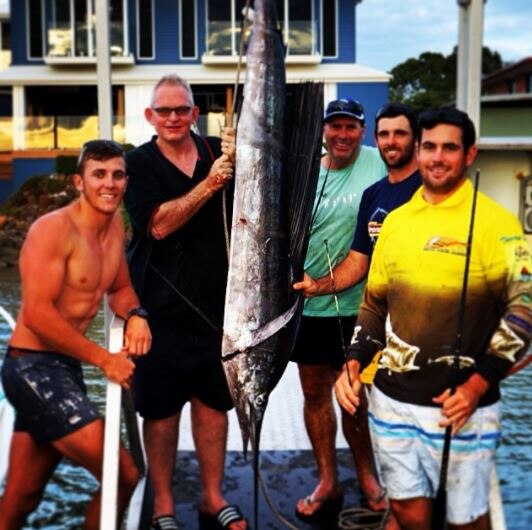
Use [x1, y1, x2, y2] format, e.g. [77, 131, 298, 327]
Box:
[0, 140, 152, 530]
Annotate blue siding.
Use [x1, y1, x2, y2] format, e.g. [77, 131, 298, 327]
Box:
[0, 158, 59, 203]
[196, 0, 207, 59]
[352, 0, 358, 61]
[0, 180, 13, 203]
[152, 0, 179, 63]
[10, 0, 27, 65]
[137, 0, 204, 64]
[13, 157, 55, 188]
[10, 1, 363, 67]
[336, 82, 389, 143]
[322, 0, 355, 64]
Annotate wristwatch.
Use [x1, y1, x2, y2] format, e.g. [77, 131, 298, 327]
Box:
[126, 306, 149, 321]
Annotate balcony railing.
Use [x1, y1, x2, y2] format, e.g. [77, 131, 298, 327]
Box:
[0, 115, 126, 151]
[0, 113, 225, 151]
[204, 19, 319, 61]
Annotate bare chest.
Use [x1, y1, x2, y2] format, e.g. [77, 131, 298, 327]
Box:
[64, 235, 122, 295]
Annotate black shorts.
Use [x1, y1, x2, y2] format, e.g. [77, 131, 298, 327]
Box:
[133, 311, 234, 420]
[291, 315, 356, 371]
[1, 347, 100, 445]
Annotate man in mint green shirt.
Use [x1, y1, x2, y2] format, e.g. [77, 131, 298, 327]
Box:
[292, 99, 386, 523]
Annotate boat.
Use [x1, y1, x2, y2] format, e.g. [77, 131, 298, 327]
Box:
[0, 306, 517, 530]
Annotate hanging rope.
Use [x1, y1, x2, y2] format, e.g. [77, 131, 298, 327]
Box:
[337, 506, 389, 529]
[229, 0, 252, 127]
[222, 0, 253, 260]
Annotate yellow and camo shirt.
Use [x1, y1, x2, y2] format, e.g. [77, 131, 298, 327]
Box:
[348, 178, 531, 407]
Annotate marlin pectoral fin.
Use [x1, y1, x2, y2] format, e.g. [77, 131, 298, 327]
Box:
[224, 301, 298, 356]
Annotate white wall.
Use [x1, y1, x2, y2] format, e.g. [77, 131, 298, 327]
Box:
[124, 85, 155, 147]
[474, 149, 531, 216]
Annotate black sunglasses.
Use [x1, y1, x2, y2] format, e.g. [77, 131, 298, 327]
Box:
[152, 106, 193, 118]
[80, 139, 123, 153]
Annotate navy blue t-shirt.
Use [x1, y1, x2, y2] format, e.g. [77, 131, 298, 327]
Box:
[351, 170, 421, 261]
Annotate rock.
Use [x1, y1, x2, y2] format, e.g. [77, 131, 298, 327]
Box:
[0, 172, 78, 265]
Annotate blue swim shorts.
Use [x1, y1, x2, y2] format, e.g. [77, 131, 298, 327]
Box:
[1, 347, 100, 445]
[368, 385, 501, 525]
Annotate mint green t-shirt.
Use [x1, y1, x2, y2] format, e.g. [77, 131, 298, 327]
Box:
[303, 146, 385, 316]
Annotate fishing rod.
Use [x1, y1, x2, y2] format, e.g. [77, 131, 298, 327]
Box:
[148, 263, 221, 332]
[432, 168, 480, 530]
[323, 242, 389, 530]
[323, 238, 353, 389]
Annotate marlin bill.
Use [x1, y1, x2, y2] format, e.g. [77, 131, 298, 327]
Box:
[221, 0, 323, 454]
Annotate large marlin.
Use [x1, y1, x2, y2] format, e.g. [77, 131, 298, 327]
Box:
[222, 0, 322, 458]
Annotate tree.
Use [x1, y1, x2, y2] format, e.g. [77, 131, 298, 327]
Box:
[388, 46, 504, 112]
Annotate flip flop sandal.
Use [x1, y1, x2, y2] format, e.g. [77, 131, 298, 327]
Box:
[151, 514, 181, 530]
[198, 504, 248, 529]
[295, 493, 344, 523]
[360, 487, 389, 513]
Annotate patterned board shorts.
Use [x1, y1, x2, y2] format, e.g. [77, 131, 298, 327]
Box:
[1, 347, 99, 445]
[368, 385, 501, 525]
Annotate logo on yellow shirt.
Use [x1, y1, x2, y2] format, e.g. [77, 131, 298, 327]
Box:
[423, 236, 467, 256]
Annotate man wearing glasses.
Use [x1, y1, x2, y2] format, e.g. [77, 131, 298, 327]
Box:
[124, 75, 246, 530]
[0, 140, 152, 529]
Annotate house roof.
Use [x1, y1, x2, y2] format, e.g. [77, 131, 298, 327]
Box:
[0, 62, 390, 87]
[482, 57, 532, 86]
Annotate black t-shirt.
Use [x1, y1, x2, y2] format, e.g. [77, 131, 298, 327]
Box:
[124, 133, 232, 333]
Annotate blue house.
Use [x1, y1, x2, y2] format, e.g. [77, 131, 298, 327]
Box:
[0, 0, 388, 202]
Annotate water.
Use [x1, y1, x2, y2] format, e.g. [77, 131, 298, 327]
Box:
[1, 268, 531, 529]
